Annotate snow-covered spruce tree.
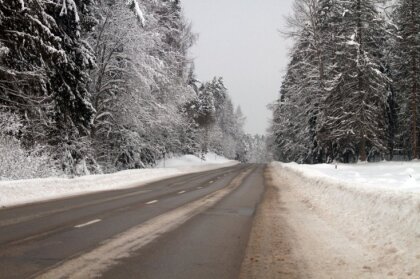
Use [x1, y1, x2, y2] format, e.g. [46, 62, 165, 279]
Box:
[391, 0, 420, 159]
[314, 0, 346, 162]
[377, 4, 400, 161]
[270, 74, 312, 162]
[291, 0, 329, 163]
[218, 95, 238, 158]
[232, 106, 248, 162]
[270, 0, 391, 163]
[317, 0, 390, 162]
[194, 82, 216, 154]
[270, 24, 322, 163]
[270, 0, 337, 163]
[49, 0, 98, 174]
[0, 0, 97, 174]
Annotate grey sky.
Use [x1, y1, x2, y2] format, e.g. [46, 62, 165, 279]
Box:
[181, 0, 294, 135]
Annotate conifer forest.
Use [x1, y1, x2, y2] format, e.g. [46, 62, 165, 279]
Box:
[269, 0, 420, 163]
[0, 0, 265, 178]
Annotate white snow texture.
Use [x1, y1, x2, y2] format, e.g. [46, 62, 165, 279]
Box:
[0, 154, 237, 208]
[274, 162, 420, 277]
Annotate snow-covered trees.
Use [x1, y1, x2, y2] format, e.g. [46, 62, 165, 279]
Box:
[319, 0, 390, 162]
[0, 111, 62, 180]
[0, 0, 250, 178]
[243, 135, 269, 163]
[0, 0, 96, 174]
[185, 77, 248, 161]
[270, 28, 320, 163]
[390, 0, 420, 159]
[85, 0, 200, 171]
[270, 0, 416, 163]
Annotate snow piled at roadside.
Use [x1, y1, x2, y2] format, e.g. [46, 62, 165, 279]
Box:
[156, 152, 232, 168]
[273, 162, 420, 277]
[0, 154, 237, 208]
[284, 161, 420, 192]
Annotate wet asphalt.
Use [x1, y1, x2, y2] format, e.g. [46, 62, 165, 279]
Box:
[0, 164, 266, 279]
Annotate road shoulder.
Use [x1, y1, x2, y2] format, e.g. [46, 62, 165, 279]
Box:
[241, 164, 399, 279]
[239, 166, 301, 279]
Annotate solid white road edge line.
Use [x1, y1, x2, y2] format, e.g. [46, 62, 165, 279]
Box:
[74, 219, 102, 229]
[37, 168, 253, 279]
[145, 200, 158, 205]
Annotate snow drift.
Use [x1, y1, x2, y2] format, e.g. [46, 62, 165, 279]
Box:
[155, 152, 232, 168]
[272, 162, 420, 277]
[0, 154, 237, 208]
[284, 161, 420, 193]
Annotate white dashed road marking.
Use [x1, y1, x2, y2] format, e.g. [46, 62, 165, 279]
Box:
[146, 200, 158, 205]
[39, 168, 253, 279]
[178, 191, 186, 194]
[74, 219, 102, 229]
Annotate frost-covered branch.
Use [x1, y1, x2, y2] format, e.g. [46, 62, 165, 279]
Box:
[59, 0, 80, 22]
[126, 0, 146, 26]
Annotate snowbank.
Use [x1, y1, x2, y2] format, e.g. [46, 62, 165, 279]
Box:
[155, 152, 232, 168]
[0, 154, 237, 208]
[284, 161, 420, 192]
[272, 162, 420, 277]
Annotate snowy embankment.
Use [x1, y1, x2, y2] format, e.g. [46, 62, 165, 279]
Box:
[273, 161, 420, 277]
[0, 153, 237, 208]
[285, 161, 420, 193]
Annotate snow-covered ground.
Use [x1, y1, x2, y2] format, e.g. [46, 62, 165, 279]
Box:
[273, 162, 420, 278]
[155, 152, 232, 168]
[284, 161, 420, 192]
[0, 154, 237, 208]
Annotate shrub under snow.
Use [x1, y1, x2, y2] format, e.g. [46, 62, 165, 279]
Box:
[0, 113, 62, 180]
[0, 136, 62, 180]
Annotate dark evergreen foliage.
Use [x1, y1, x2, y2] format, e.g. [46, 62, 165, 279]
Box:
[270, 0, 420, 163]
[0, 0, 96, 174]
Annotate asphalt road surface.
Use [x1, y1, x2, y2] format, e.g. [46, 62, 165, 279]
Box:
[0, 164, 266, 279]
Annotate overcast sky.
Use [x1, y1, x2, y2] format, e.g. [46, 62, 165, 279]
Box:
[181, 0, 294, 135]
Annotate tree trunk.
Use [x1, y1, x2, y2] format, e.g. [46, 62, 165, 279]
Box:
[356, 0, 367, 162]
[359, 137, 367, 162]
[412, 59, 418, 159]
[204, 125, 209, 154]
